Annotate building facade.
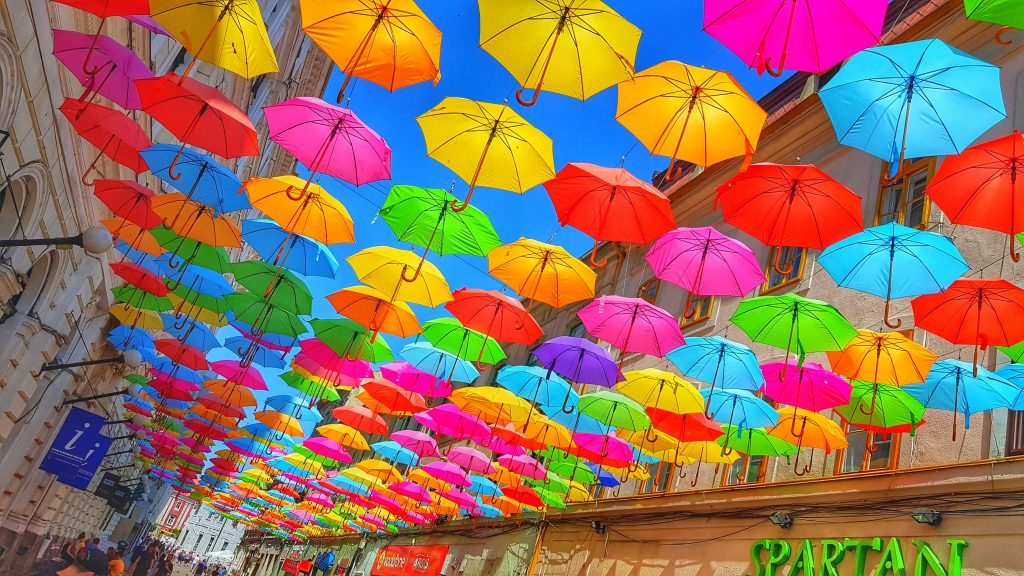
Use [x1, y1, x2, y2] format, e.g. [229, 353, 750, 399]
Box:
[169, 501, 245, 560]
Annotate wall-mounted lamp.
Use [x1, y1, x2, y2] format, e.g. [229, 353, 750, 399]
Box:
[769, 512, 793, 529]
[591, 520, 606, 534]
[912, 509, 942, 526]
[43, 349, 144, 372]
[0, 226, 113, 255]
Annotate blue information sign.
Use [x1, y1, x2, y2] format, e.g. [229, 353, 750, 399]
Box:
[40, 407, 112, 490]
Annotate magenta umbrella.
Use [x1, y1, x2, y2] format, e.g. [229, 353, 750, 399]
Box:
[438, 488, 479, 512]
[703, 0, 887, 77]
[390, 430, 440, 458]
[302, 437, 353, 464]
[422, 461, 471, 487]
[52, 30, 153, 110]
[390, 481, 432, 504]
[497, 454, 546, 481]
[577, 295, 685, 372]
[264, 97, 391, 199]
[646, 227, 766, 321]
[571, 432, 634, 468]
[446, 446, 495, 474]
[380, 361, 452, 398]
[760, 361, 852, 413]
[414, 404, 491, 442]
[305, 492, 333, 508]
[210, 360, 268, 390]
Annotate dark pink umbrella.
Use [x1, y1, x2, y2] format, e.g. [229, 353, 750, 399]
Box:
[380, 361, 452, 398]
[422, 461, 471, 487]
[497, 454, 547, 480]
[390, 430, 440, 458]
[211, 360, 268, 390]
[52, 29, 153, 110]
[390, 481, 432, 504]
[446, 446, 495, 474]
[414, 404, 491, 442]
[578, 295, 685, 372]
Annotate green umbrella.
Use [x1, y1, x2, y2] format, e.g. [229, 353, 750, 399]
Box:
[379, 184, 502, 281]
[421, 317, 506, 366]
[833, 381, 925, 434]
[124, 374, 150, 386]
[533, 486, 567, 509]
[965, 0, 1023, 45]
[112, 286, 172, 312]
[225, 292, 307, 338]
[282, 371, 342, 402]
[525, 471, 571, 494]
[232, 260, 313, 315]
[998, 340, 1024, 363]
[731, 293, 857, 369]
[294, 445, 343, 468]
[150, 226, 230, 272]
[309, 318, 394, 363]
[715, 424, 798, 457]
[577, 390, 650, 432]
[170, 284, 231, 315]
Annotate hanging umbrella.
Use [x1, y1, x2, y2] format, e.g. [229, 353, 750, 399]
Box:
[58, 99, 151, 183]
[316, 424, 370, 451]
[149, 0, 277, 80]
[577, 391, 650, 433]
[93, 180, 161, 229]
[716, 425, 797, 459]
[417, 97, 555, 211]
[445, 288, 543, 348]
[51, 29, 154, 110]
[422, 461, 471, 487]
[361, 380, 428, 414]
[646, 408, 724, 444]
[818, 223, 968, 328]
[489, 238, 596, 311]
[819, 39, 1005, 180]
[241, 219, 340, 278]
[152, 194, 242, 248]
[964, 0, 1023, 45]
[701, 388, 779, 453]
[104, 219, 162, 257]
[760, 361, 852, 413]
[390, 430, 440, 459]
[926, 130, 1024, 261]
[532, 335, 620, 389]
[703, 0, 886, 76]
[310, 319, 393, 362]
[111, 261, 168, 296]
[447, 447, 495, 475]
[141, 146, 248, 214]
[232, 260, 313, 315]
[912, 278, 1024, 375]
[225, 337, 284, 369]
[769, 409, 847, 475]
[645, 227, 766, 317]
[245, 176, 354, 246]
[370, 441, 419, 467]
[421, 317, 506, 369]
[414, 404, 490, 442]
[716, 163, 863, 274]
[479, 0, 640, 106]
[904, 360, 1017, 440]
[379, 361, 451, 398]
[225, 293, 306, 338]
[665, 337, 763, 400]
[347, 246, 452, 307]
[150, 226, 231, 274]
[616, 60, 767, 179]
[834, 381, 926, 440]
[826, 329, 937, 390]
[578, 295, 685, 372]
[615, 369, 703, 419]
[301, 0, 442, 100]
[496, 365, 572, 408]
[326, 285, 422, 339]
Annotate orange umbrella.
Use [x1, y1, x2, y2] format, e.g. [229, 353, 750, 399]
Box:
[102, 217, 163, 256]
[361, 379, 428, 413]
[204, 379, 257, 408]
[488, 238, 596, 310]
[244, 175, 354, 245]
[327, 285, 421, 339]
[152, 193, 242, 247]
[254, 410, 304, 437]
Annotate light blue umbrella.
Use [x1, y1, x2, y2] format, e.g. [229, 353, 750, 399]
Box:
[157, 256, 234, 296]
[242, 219, 339, 278]
[818, 223, 968, 329]
[819, 38, 1005, 178]
[399, 342, 479, 383]
[496, 365, 574, 406]
[113, 239, 162, 268]
[666, 337, 764, 407]
[370, 441, 419, 466]
[108, 325, 155, 352]
[150, 355, 203, 384]
[904, 359, 1018, 440]
[994, 364, 1024, 409]
[160, 313, 220, 350]
[223, 336, 286, 369]
[466, 474, 503, 498]
[228, 320, 297, 349]
[265, 394, 322, 422]
[475, 504, 504, 518]
[701, 388, 779, 451]
[141, 145, 249, 214]
[541, 405, 610, 435]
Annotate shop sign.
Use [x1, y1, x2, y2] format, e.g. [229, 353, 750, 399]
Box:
[370, 545, 448, 576]
[39, 407, 112, 490]
[282, 559, 301, 575]
[750, 538, 968, 576]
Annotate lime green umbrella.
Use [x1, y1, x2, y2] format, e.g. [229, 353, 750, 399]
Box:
[125, 374, 150, 386]
[421, 317, 506, 365]
[998, 340, 1024, 363]
[577, 390, 650, 431]
[715, 424, 798, 457]
[379, 185, 502, 281]
[309, 318, 394, 362]
[294, 445, 343, 468]
[533, 486, 566, 509]
[833, 381, 926, 434]
[731, 293, 857, 367]
[112, 286, 172, 312]
[525, 472, 570, 495]
[965, 1, 1023, 44]
[150, 226, 230, 272]
[232, 260, 313, 315]
[281, 371, 342, 402]
[170, 284, 231, 315]
[546, 460, 595, 485]
[225, 292, 307, 338]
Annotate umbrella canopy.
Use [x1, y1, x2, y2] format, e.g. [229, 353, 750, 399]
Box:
[447, 446, 495, 474]
[760, 361, 852, 413]
[52, 29, 153, 110]
[731, 293, 858, 365]
[327, 285, 422, 339]
[615, 368, 703, 416]
[646, 408, 724, 443]
[347, 246, 452, 307]
[496, 365, 572, 407]
[152, 194, 242, 248]
[577, 390, 650, 432]
[703, 0, 886, 75]
[716, 425, 798, 457]
[479, 0, 640, 105]
[769, 408, 847, 455]
[232, 260, 313, 315]
[819, 39, 1005, 178]
[399, 342, 479, 383]
[834, 381, 925, 435]
[445, 288, 543, 346]
[826, 329, 937, 387]
[818, 223, 968, 328]
[59, 99, 150, 177]
[241, 219, 340, 278]
[93, 180, 161, 229]
[965, 0, 1023, 42]
[666, 336, 763, 392]
[701, 388, 779, 439]
[532, 336, 620, 388]
[616, 60, 767, 177]
[245, 175, 355, 245]
[390, 430, 439, 458]
[488, 238, 595, 310]
[417, 97, 555, 211]
[578, 296, 685, 370]
[903, 360, 1017, 440]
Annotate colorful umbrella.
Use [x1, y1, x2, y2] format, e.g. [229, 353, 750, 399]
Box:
[93, 180, 161, 229]
[615, 368, 703, 439]
[768, 409, 846, 475]
[152, 194, 242, 248]
[241, 219, 340, 278]
[578, 295, 685, 371]
[532, 336, 620, 389]
[666, 336, 763, 396]
[577, 390, 650, 433]
[327, 285, 422, 339]
[347, 246, 452, 307]
[488, 238, 595, 310]
[479, 0, 640, 105]
[964, 0, 1023, 45]
[447, 446, 495, 475]
[59, 99, 150, 182]
[445, 288, 543, 347]
[417, 97, 555, 211]
[826, 329, 937, 389]
[245, 176, 354, 246]
[818, 223, 968, 328]
[51, 29, 153, 109]
[716, 425, 797, 459]
[701, 388, 779, 453]
[391, 430, 440, 459]
[760, 361, 851, 413]
[834, 381, 925, 438]
[646, 408, 724, 444]
[903, 360, 1017, 440]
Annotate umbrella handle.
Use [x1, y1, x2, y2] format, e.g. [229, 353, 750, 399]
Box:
[882, 298, 902, 329]
[788, 413, 806, 438]
[167, 143, 188, 181]
[172, 314, 189, 330]
[702, 382, 717, 419]
[864, 433, 879, 454]
[663, 161, 687, 183]
[771, 248, 794, 276]
[589, 241, 608, 268]
[644, 427, 660, 444]
[401, 258, 427, 283]
[560, 390, 575, 414]
[996, 27, 1014, 46]
[1010, 238, 1021, 263]
[515, 87, 542, 107]
[682, 292, 701, 320]
[763, 54, 786, 77]
[450, 186, 475, 213]
[689, 459, 702, 487]
[792, 450, 813, 477]
[80, 17, 106, 75]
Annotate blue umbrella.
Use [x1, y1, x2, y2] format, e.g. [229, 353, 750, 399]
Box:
[466, 475, 503, 497]
[496, 365, 574, 406]
[904, 359, 1017, 440]
[228, 320, 297, 348]
[586, 463, 620, 488]
[818, 223, 968, 329]
[325, 475, 371, 497]
[994, 364, 1024, 409]
[265, 394, 322, 422]
[113, 239, 162, 268]
[157, 256, 234, 296]
[701, 388, 779, 453]
[223, 336, 286, 369]
[399, 342, 480, 383]
[475, 504, 504, 518]
[151, 355, 203, 384]
[108, 325, 155, 352]
[370, 441, 419, 466]
[666, 337, 764, 413]
[141, 145, 249, 214]
[819, 38, 1005, 179]
[541, 405, 611, 435]
[242, 219, 339, 278]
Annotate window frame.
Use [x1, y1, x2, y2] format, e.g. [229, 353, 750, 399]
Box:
[873, 157, 935, 229]
[679, 294, 715, 330]
[833, 424, 903, 475]
[760, 246, 807, 295]
[1006, 410, 1024, 456]
[720, 455, 768, 487]
[637, 278, 661, 304]
[641, 460, 675, 495]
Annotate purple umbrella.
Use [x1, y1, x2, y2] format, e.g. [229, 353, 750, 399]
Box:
[532, 335, 620, 413]
[446, 446, 495, 474]
[52, 29, 154, 110]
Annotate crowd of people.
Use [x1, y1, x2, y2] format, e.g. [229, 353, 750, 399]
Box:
[56, 535, 232, 576]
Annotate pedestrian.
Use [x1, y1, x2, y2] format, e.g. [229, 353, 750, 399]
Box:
[126, 543, 157, 576]
[194, 558, 208, 576]
[80, 543, 109, 576]
[154, 553, 174, 576]
[108, 548, 125, 576]
[59, 533, 87, 567]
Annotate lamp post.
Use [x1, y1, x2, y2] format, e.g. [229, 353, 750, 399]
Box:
[43, 349, 143, 373]
[0, 226, 113, 255]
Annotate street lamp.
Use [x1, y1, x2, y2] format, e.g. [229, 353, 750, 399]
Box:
[0, 225, 113, 255]
[42, 349, 143, 372]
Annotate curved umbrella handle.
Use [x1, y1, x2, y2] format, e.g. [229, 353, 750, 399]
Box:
[80, 162, 99, 187]
[763, 53, 787, 77]
[166, 143, 189, 181]
[515, 87, 542, 107]
[560, 390, 576, 415]
[663, 160, 687, 183]
[792, 450, 813, 477]
[450, 186, 475, 213]
[589, 241, 609, 268]
[682, 292, 701, 320]
[644, 426, 660, 444]
[285, 184, 305, 202]
[864, 433, 879, 454]
[401, 257, 427, 283]
[882, 298, 902, 329]
[172, 314, 189, 330]
[788, 414, 807, 438]
[1010, 238, 1021, 263]
[689, 459, 702, 488]
[771, 248, 794, 276]
[702, 383, 717, 419]
[996, 26, 1014, 46]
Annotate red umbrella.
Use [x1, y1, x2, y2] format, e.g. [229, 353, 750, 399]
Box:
[154, 338, 208, 371]
[135, 73, 258, 177]
[361, 379, 428, 414]
[110, 261, 169, 296]
[93, 180, 162, 228]
[544, 163, 675, 267]
[331, 405, 389, 436]
[927, 131, 1024, 261]
[646, 408, 724, 443]
[58, 99, 151, 184]
[716, 163, 863, 274]
[500, 484, 544, 509]
[195, 394, 246, 419]
[53, 0, 147, 16]
[912, 278, 1024, 374]
[445, 288, 543, 367]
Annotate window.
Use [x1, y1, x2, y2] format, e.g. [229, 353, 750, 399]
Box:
[1006, 411, 1024, 456]
[567, 321, 587, 340]
[762, 246, 806, 294]
[679, 295, 714, 329]
[722, 456, 767, 486]
[641, 461, 675, 494]
[637, 278, 660, 304]
[874, 159, 933, 229]
[835, 426, 901, 474]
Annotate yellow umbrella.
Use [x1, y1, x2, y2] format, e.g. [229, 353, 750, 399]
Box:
[450, 386, 537, 425]
[354, 459, 403, 484]
[301, 0, 442, 100]
[281, 452, 326, 478]
[417, 97, 555, 211]
[244, 175, 355, 245]
[826, 329, 937, 386]
[488, 238, 595, 310]
[615, 369, 704, 418]
[326, 285, 422, 339]
[565, 481, 593, 503]
[620, 428, 683, 457]
[603, 462, 651, 482]
[151, 0, 278, 80]
[109, 303, 163, 330]
[346, 246, 452, 307]
[254, 410, 304, 437]
[519, 417, 573, 451]
[166, 293, 229, 327]
[340, 467, 385, 488]
[479, 0, 641, 106]
[769, 408, 847, 476]
[616, 60, 768, 179]
[315, 424, 370, 451]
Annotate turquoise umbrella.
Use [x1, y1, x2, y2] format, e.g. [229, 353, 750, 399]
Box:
[904, 359, 1017, 440]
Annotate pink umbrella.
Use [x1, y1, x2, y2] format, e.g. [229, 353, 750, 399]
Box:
[52, 29, 154, 110]
[414, 404, 491, 442]
[178, 437, 211, 452]
[570, 432, 633, 467]
[380, 361, 452, 398]
[390, 481, 432, 504]
[760, 361, 852, 412]
[645, 227, 766, 320]
[302, 437, 354, 464]
[438, 488, 479, 512]
[297, 339, 374, 387]
[390, 430, 440, 458]
[446, 446, 495, 474]
[422, 461, 471, 487]
[211, 360, 268, 390]
[150, 431, 180, 447]
[497, 454, 546, 481]
[264, 97, 391, 197]
[369, 490, 404, 513]
[481, 432, 527, 458]
[703, 0, 887, 76]
[306, 492, 334, 508]
[577, 295, 685, 372]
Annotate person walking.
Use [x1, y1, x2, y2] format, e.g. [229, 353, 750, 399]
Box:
[127, 543, 157, 576]
[108, 548, 125, 576]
